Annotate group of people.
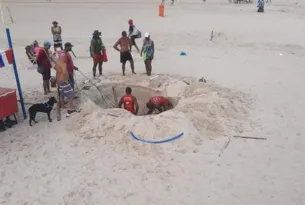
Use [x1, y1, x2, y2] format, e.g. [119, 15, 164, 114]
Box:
[113, 19, 155, 76]
[23, 19, 156, 116]
[118, 87, 171, 115]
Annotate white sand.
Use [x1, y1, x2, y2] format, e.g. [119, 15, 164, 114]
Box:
[0, 0, 305, 204]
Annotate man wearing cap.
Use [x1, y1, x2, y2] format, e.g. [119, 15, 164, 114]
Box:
[140, 32, 155, 76]
[91, 30, 105, 77]
[128, 19, 141, 53]
[37, 41, 53, 95]
[113, 31, 135, 76]
[51, 21, 63, 53]
[58, 42, 78, 90]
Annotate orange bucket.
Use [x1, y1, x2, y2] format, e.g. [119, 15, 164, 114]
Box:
[159, 4, 164, 17]
[5, 49, 13, 64]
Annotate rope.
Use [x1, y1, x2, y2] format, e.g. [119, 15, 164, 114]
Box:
[76, 70, 115, 107]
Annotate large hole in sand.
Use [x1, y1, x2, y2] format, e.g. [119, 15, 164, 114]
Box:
[81, 84, 180, 116]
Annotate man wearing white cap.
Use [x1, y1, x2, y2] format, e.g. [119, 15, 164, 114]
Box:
[140, 32, 155, 76]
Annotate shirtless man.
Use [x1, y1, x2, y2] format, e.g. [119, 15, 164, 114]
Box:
[118, 87, 139, 115]
[113, 31, 135, 76]
[146, 96, 171, 115]
[55, 49, 76, 112]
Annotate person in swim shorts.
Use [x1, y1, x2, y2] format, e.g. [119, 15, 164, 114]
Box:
[146, 96, 171, 115]
[51, 21, 63, 53]
[91, 30, 105, 77]
[113, 31, 136, 76]
[140, 32, 155, 76]
[118, 87, 139, 115]
[55, 50, 76, 111]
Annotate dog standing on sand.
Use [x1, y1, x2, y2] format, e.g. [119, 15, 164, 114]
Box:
[28, 97, 57, 126]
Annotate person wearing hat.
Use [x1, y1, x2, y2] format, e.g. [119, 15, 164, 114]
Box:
[113, 31, 135, 76]
[128, 19, 141, 53]
[36, 41, 53, 95]
[140, 32, 155, 76]
[51, 21, 63, 53]
[58, 42, 78, 90]
[91, 30, 105, 77]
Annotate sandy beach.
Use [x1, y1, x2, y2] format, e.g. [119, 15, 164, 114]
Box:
[0, 0, 304, 204]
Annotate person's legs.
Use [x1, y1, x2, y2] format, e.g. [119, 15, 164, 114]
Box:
[122, 62, 126, 76]
[98, 61, 103, 76]
[130, 60, 135, 74]
[0, 119, 5, 132]
[131, 37, 139, 52]
[148, 63, 152, 76]
[43, 80, 47, 94]
[69, 74, 75, 90]
[68, 96, 75, 110]
[134, 42, 140, 53]
[145, 60, 152, 76]
[93, 59, 98, 77]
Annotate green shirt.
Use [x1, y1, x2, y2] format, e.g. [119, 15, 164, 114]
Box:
[91, 37, 105, 55]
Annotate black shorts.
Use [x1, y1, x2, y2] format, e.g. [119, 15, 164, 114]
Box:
[42, 69, 51, 81]
[120, 51, 133, 63]
[54, 41, 62, 48]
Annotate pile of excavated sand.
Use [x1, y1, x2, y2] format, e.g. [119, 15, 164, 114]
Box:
[66, 74, 253, 152]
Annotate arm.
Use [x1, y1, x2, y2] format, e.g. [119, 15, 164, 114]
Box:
[101, 38, 106, 49]
[140, 44, 144, 56]
[147, 108, 154, 115]
[128, 26, 133, 37]
[51, 27, 55, 35]
[155, 104, 163, 113]
[90, 40, 96, 57]
[59, 26, 62, 35]
[129, 38, 132, 52]
[133, 97, 139, 115]
[118, 97, 123, 108]
[113, 39, 120, 52]
[151, 41, 155, 59]
[36, 50, 43, 64]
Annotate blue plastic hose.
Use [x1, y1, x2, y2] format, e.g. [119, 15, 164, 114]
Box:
[129, 131, 184, 144]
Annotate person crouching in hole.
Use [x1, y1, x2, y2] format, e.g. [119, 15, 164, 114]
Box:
[118, 87, 139, 115]
[55, 50, 77, 113]
[140, 32, 155, 76]
[146, 96, 172, 115]
[113, 31, 136, 76]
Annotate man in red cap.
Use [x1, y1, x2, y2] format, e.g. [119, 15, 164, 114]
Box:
[128, 19, 141, 53]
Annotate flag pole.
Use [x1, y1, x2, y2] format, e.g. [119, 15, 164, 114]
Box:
[0, 2, 5, 26]
[5, 28, 27, 119]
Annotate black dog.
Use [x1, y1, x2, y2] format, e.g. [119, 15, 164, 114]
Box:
[28, 97, 57, 126]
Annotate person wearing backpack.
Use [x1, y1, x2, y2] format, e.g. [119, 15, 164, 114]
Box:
[36, 41, 53, 95]
[90, 30, 105, 77]
[128, 19, 141, 53]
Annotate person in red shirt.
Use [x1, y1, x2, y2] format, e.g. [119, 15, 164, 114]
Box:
[36, 41, 52, 95]
[146, 96, 171, 114]
[118, 87, 139, 115]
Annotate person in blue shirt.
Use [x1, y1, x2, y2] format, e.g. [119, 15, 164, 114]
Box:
[257, 0, 265, 12]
